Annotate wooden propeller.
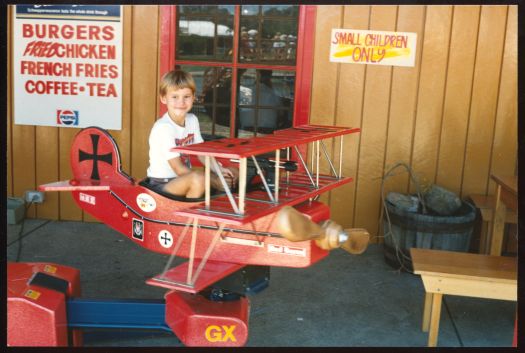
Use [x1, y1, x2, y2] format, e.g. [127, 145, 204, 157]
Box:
[277, 206, 370, 254]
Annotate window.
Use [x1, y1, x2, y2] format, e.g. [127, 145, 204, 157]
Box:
[160, 5, 315, 140]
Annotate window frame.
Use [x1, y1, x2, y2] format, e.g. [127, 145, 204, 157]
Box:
[159, 5, 315, 137]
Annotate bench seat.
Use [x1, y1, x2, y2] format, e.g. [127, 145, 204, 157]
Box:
[410, 248, 517, 347]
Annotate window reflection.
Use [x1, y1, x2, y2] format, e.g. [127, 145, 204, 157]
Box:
[177, 9, 234, 61]
[240, 5, 258, 16]
[239, 6, 298, 64]
[237, 69, 294, 136]
[179, 65, 232, 139]
[179, 5, 234, 15]
[262, 5, 298, 16]
[174, 5, 299, 139]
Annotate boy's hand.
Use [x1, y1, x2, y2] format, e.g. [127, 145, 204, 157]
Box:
[213, 166, 238, 190]
[221, 166, 238, 187]
[220, 166, 234, 178]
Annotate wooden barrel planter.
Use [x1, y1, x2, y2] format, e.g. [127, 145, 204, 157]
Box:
[383, 200, 476, 272]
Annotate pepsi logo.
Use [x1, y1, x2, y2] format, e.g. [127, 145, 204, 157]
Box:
[57, 110, 79, 125]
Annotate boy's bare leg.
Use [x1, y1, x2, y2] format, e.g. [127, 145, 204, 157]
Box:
[162, 167, 239, 197]
[162, 171, 205, 198]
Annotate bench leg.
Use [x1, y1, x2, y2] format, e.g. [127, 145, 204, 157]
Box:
[490, 186, 506, 256]
[428, 292, 443, 347]
[479, 220, 488, 254]
[422, 292, 432, 332]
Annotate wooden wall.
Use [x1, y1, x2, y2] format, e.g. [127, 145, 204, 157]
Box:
[310, 5, 517, 241]
[8, 5, 517, 243]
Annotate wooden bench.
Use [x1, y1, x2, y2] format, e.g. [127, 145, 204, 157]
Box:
[469, 194, 517, 254]
[410, 248, 517, 347]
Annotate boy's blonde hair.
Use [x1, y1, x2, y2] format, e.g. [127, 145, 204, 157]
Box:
[159, 70, 196, 97]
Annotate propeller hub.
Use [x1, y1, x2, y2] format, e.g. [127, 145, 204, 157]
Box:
[277, 206, 369, 254]
[338, 232, 349, 244]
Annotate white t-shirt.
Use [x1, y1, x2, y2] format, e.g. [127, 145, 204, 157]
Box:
[147, 112, 204, 178]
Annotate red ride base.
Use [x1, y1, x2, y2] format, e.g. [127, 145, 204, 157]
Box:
[165, 290, 249, 347]
[7, 262, 82, 347]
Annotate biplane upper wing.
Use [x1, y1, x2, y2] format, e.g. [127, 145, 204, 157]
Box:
[172, 125, 360, 225]
[173, 124, 359, 158]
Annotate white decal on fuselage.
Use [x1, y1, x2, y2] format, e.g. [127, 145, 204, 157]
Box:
[220, 236, 264, 247]
[79, 192, 96, 205]
[267, 244, 306, 257]
[158, 230, 173, 248]
[136, 193, 156, 212]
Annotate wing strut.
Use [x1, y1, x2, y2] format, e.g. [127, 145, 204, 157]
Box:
[338, 135, 344, 178]
[274, 148, 280, 202]
[294, 145, 316, 187]
[188, 223, 224, 285]
[251, 156, 275, 203]
[155, 218, 228, 289]
[320, 140, 338, 178]
[186, 218, 199, 283]
[210, 156, 241, 214]
[159, 218, 193, 279]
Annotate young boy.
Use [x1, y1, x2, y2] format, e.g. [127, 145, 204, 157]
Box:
[147, 70, 238, 198]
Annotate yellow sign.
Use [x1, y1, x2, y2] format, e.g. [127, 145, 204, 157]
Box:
[330, 29, 417, 67]
[205, 325, 237, 343]
[24, 289, 41, 300]
[44, 265, 57, 274]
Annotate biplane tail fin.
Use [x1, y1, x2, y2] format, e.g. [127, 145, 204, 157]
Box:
[40, 127, 134, 192]
[70, 126, 134, 185]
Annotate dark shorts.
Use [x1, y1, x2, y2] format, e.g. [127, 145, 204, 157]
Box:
[145, 177, 175, 193]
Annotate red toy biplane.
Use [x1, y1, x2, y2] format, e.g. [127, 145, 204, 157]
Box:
[8, 124, 369, 347]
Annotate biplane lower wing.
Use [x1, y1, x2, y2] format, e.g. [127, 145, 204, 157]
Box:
[146, 260, 245, 294]
[175, 175, 353, 225]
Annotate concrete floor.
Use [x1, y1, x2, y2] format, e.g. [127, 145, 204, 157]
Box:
[7, 218, 517, 347]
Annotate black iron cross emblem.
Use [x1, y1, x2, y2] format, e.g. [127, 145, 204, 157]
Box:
[78, 133, 113, 180]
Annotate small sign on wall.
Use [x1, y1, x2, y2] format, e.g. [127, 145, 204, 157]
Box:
[330, 29, 417, 67]
[12, 5, 123, 129]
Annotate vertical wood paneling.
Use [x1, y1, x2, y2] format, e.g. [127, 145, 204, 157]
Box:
[410, 6, 452, 193]
[331, 5, 370, 228]
[130, 6, 160, 180]
[461, 6, 508, 197]
[12, 116, 37, 217]
[378, 6, 425, 239]
[35, 127, 59, 219]
[383, 5, 425, 195]
[435, 6, 480, 195]
[488, 5, 517, 190]
[12, 128, 37, 218]
[315, 4, 515, 240]
[353, 5, 397, 239]
[310, 6, 341, 124]
[59, 128, 82, 220]
[310, 6, 343, 205]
